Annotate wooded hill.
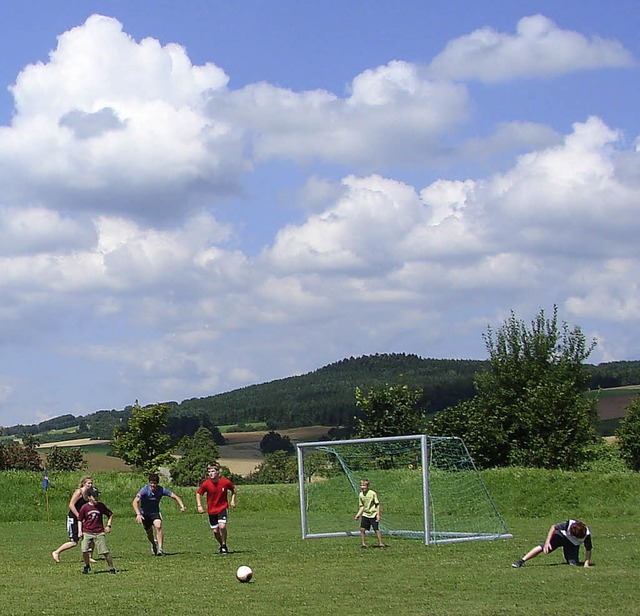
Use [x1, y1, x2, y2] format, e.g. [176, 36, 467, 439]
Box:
[3, 354, 640, 442]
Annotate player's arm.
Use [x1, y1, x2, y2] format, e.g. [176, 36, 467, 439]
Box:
[68, 488, 82, 517]
[132, 494, 143, 522]
[230, 488, 237, 509]
[105, 512, 114, 533]
[171, 492, 187, 511]
[375, 501, 381, 521]
[354, 505, 364, 520]
[543, 524, 556, 553]
[584, 549, 592, 568]
[196, 489, 205, 513]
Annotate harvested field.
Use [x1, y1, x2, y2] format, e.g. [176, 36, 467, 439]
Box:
[36, 427, 332, 477]
[220, 426, 330, 476]
[37, 438, 110, 448]
[597, 387, 640, 420]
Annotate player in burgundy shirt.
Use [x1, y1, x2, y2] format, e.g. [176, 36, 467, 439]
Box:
[78, 488, 116, 574]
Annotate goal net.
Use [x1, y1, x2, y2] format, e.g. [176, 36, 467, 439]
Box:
[296, 434, 511, 545]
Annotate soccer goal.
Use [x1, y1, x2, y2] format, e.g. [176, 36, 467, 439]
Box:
[296, 434, 512, 545]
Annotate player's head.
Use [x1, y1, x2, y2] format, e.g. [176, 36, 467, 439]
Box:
[207, 464, 220, 480]
[79, 476, 94, 489]
[86, 487, 99, 502]
[148, 473, 160, 488]
[569, 521, 587, 539]
[360, 479, 370, 492]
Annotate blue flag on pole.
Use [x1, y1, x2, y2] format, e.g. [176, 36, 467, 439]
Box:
[43, 470, 49, 491]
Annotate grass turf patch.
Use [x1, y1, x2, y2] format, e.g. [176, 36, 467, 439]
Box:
[2, 469, 640, 614]
[2, 513, 640, 615]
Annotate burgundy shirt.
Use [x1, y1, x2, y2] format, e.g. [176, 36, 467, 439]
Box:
[78, 501, 112, 534]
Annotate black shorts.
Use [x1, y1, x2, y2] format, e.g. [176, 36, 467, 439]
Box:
[208, 509, 229, 528]
[543, 533, 580, 565]
[142, 512, 162, 530]
[360, 516, 379, 531]
[67, 515, 79, 542]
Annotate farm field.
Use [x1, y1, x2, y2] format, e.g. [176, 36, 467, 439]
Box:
[1, 469, 640, 615]
[37, 426, 331, 475]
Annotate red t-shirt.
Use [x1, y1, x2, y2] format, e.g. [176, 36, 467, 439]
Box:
[197, 477, 235, 514]
[78, 501, 112, 534]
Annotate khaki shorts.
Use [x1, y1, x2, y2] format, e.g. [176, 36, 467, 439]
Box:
[81, 532, 109, 555]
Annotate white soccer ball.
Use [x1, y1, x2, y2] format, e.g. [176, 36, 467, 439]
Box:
[236, 565, 253, 583]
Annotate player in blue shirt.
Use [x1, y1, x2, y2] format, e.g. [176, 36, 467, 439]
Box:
[132, 473, 186, 555]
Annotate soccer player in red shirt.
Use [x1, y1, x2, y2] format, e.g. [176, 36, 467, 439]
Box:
[196, 464, 236, 554]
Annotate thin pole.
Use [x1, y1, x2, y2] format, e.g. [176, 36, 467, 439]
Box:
[296, 444, 308, 539]
[421, 435, 430, 545]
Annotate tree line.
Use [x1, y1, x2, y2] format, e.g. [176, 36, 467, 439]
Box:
[3, 306, 640, 478]
[3, 352, 639, 445]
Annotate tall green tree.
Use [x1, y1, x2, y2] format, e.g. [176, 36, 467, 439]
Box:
[354, 383, 426, 438]
[429, 306, 599, 469]
[616, 394, 640, 471]
[169, 427, 221, 485]
[111, 402, 174, 473]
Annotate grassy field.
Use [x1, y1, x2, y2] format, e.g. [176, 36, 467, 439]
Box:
[1, 469, 640, 615]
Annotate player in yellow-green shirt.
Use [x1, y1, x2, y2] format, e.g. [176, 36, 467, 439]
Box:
[354, 479, 386, 548]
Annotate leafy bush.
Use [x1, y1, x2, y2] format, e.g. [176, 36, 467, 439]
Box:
[616, 394, 640, 470]
[45, 446, 87, 471]
[170, 427, 220, 486]
[0, 440, 42, 471]
[577, 440, 629, 473]
[247, 451, 297, 484]
[259, 431, 295, 454]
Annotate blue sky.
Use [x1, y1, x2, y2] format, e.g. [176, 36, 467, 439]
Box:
[1, 1, 639, 426]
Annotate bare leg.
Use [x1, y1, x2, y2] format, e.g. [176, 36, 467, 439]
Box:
[360, 527, 367, 547]
[213, 527, 223, 547]
[154, 520, 164, 552]
[521, 545, 544, 563]
[376, 529, 386, 547]
[145, 526, 156, 547]
[52, 540, 77, 562]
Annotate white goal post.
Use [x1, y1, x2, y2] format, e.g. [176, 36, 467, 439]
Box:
[296, 434, 512, 545]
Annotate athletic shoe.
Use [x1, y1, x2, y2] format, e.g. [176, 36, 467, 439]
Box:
[82, 565, 91, 574]
[220, 545, 229, 554]
[109, 568, 117, 574]
[156, 550, 164, 556]
[152, 541, 158, 555]
[512, 559, 525, 568]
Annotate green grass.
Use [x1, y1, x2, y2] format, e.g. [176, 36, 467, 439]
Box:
[585, 387, 640, 400]
[1, 470, 640, 615]
[221, 421, 269, 432]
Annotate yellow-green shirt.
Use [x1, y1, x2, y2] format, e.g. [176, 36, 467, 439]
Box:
[359, 489, 380, 518]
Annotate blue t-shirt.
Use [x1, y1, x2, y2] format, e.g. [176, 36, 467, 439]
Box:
[136, 484, 173, 515]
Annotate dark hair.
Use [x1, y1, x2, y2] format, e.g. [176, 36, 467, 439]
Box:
[86, 487, 100, 499]
[570, 521, 587, 539]
[148, 473, 160, 483]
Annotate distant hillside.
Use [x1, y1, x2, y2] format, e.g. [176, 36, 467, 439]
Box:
[3, 354, 640, 442]
[175, 354, 485, 429]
